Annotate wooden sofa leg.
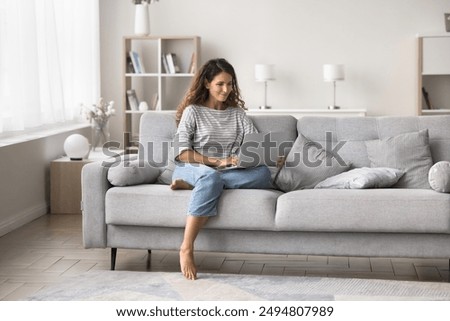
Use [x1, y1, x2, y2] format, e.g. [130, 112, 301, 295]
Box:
[146, 250, 152, 270]
[111, 248, 117, 271]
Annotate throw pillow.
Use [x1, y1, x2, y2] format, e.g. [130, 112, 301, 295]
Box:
[108, 159, 161, 186]
[428, 161, 450, 193]
[314, 167, 405, 189]
[364, 130, 433, 189]
[273, 134, 350, 191]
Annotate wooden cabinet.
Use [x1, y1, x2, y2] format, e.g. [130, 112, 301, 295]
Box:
[50, 159, 87, 214]
[122, 35, 200, 153]
[50, 151, 122, 214]
[417, 34, 450, 115]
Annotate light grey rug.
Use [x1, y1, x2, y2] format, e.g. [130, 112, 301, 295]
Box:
[27, 271, 450, 301]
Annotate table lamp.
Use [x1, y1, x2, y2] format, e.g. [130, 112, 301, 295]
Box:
[64, 134, 90, 161]
[255, 64, 275, 109]
[323, 64, 345, 110]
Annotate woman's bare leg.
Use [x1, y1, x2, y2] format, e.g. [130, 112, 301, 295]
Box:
[180, 215, 208, 280]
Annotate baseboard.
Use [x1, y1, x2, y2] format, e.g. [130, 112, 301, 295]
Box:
[0, 203, 48, 237]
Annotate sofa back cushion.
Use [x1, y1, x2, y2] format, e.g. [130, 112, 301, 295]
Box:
[297, 115, 450, 169]
[249, 115, 298, 163]
[138, 112, 298, 179]
[139, 112, 178, 167]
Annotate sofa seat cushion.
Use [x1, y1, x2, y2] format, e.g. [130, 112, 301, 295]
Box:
[105, 185, 283, 230]
[275, 189, 450, 233]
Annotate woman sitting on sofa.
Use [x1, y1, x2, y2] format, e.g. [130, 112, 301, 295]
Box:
[170, 58, 273, 280]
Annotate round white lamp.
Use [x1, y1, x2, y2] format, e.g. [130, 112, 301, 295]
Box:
[63, 134, 90, 161]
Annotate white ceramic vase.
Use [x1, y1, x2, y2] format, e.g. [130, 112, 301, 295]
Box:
[134, 4, 150, 36]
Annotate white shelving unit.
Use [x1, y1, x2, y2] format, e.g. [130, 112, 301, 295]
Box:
[417, 33, 450, 115]
[122, 35, 200, 153]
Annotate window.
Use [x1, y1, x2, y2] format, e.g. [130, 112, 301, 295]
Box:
[0, 0, 100, 134]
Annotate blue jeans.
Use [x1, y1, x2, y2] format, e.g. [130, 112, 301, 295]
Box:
[172, 164, 273, 217]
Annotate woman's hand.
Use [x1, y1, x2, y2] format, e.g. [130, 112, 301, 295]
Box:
[177, 150, 239, 168]
[216, 155, 239, 168]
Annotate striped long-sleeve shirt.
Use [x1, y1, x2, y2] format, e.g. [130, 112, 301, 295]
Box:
[174, 105, 257, 160]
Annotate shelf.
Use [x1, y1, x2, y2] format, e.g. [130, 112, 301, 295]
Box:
[125, 73, 195, 77]
[122, 36, 200, 152]
[247, 108, 367, 118]
[125, 110, 176, 114]
[161, 73, 195, 77]
[125, 73, 159, 77]
[421, 109, 450, 115]
[416, 32, 450, 38]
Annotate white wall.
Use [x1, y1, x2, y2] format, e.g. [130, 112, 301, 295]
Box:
[0, 127, 91, 236]
[100, 0, 449, 142]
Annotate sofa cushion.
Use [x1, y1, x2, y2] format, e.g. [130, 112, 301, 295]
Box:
[105, 185, 283, 231]
[275, 189, 450, 233]
[139, 112, 177, 185]
[365, 130, 433, 189]
[429, 161, 450, 193]
[274, 134, 350, 191]
[314, 167, 404, 189]
[107, 159, 161, 186]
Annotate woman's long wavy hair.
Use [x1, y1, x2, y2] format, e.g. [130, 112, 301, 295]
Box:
[175, 58, 245, 126]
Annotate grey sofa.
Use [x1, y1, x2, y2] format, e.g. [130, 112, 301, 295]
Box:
[82, 112, 450, 272]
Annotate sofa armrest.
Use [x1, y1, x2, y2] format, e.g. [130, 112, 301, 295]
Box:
[81, 161, 112, 248]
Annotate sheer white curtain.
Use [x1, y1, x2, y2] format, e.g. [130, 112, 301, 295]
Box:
[0, 0, 100, 133]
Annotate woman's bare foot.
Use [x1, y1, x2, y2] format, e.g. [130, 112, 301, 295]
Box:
[170, 179, 193, 190]
[180, 247, 197, 280]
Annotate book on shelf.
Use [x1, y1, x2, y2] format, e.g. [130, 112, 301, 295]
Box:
[171, 53, 181, 73]
[165, 53, 181, 74]
[161, 54, 170, 73]
[126, 89, 139, 111]
[188, 52, 196, 74]
[126, 57, 135, 73]
[129, 51, 145, 73]
[422, 87, 433, 110]
[151, 93, 159, 110]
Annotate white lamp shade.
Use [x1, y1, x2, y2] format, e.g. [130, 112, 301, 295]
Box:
[323, 64, 345, 81]
[64, 134, 90, 160]
[255, 64, 275, 81]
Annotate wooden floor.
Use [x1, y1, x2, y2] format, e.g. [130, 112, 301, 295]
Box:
[0, 214, 448, 300]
